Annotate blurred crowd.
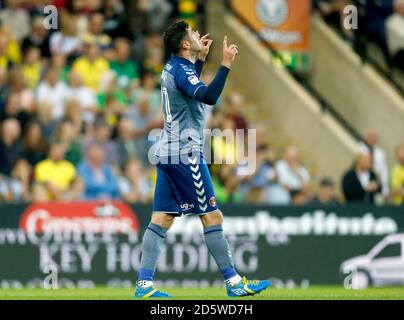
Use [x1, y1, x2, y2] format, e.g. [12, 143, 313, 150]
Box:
[314, 0, 404, 72]
[0, 0, 191, 203]
[206, 108, 404, 206]
[1, 0, 404, 206]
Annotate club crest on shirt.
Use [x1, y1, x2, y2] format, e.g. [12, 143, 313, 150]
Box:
[209, 196, 217, 207]
[188, 75, 200, 85]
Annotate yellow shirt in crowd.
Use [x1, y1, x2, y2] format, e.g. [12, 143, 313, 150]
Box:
[391, 165, 404, 205]
[35, 159, 76, 192]
[22, 62, 42, 89]
[72, 57, 109, 92]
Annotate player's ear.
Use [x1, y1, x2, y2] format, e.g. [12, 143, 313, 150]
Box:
[181, 39, 191, 50]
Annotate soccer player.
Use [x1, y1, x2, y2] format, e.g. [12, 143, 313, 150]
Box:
[134, 20, 270, 298]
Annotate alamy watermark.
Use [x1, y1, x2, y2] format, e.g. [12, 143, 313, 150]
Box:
[43, 264, 58, 289]
[147, 124, 257, 176]
[343, 265, 369, 290]
[343, 5, 358, 30]
[43, 5, 59, 30]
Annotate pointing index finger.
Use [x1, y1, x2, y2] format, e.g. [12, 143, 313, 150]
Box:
[223, 35, 228, 48]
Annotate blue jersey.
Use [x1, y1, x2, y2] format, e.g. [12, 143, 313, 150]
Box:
[155, 55, 208, 157]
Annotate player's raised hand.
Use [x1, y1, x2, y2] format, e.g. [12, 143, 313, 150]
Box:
[198, 33, 213, 62]
[222, 35, 238, 69]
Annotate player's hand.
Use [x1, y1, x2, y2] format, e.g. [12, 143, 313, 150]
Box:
[198, 33, 213, 62]
[222, 35, 238, 69]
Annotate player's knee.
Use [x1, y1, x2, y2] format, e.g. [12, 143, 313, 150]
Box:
[151, 212, 176, 229]
[200, 209, 223, 227]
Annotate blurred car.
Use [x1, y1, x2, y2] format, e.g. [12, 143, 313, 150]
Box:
[341, 234, 404, 289]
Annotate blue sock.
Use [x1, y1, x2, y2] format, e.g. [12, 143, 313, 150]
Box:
[138, 223, 168, 282]
[203, 224, 238, 280]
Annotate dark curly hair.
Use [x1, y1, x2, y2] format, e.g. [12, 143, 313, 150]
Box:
[163, 20, 189, 54]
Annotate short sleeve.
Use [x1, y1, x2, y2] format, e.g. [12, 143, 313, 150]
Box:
[174, 64, 206, 98]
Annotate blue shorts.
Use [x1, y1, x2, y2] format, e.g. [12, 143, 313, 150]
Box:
[153, 154, 218, 216]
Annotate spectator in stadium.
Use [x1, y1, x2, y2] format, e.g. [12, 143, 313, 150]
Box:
[0, 158, 32, 202]
[102, 90, 128, 130]
[21, 46, 43, 90]
[364, 0, 395, 66]
[309, 177, 340, 205]
[136, 0, 174, 33]
[142, 32, 165, 74]
[390, 143, 404, 205]
[212, 164, 241, 203]
[117, 118, 138, 169]
[77, 142, 120, 200]
[102, 0, 131, 39]
[54, 120, 82, 166]
[81, 12, 112, 52]
[239, 143, 277, 203]
[386, 0, 404, 72]
[110, 38, 141, 91]
[224, 92, 249, 133]
[35, 102, 59, 145]
[0, 118, 22, 176]
[63, 99, 84, 135]
[66, 70, 98, 125]
[342, 153, 382, 204]
[68, 0, 103, 13]
[211, 117, 238, 167]
[0, 68, 8, 112]
[50, 54, 70, 83]
[0, 27, 21, 67]
[118, 157, 153, 203]
[72, 42, 110, 92]
[0, 0, 31, 43]
[21, 16, 50, 58]
[125, 93, 157, 166]
[131, 72, 161, 116]
[274, 145, 311, 205]
[33, 143, 76, 201]
[21, 121, 47, 167]
[8, 67, 35, 117]
[358, 128, 389, 200]
[36, 68, 70, 121]
[81, 118, 120, 169]
[49, 12, 82, 60]
[0, 92, 26, 128]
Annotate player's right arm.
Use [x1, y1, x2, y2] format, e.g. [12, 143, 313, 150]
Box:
[174, 36, 238, 106]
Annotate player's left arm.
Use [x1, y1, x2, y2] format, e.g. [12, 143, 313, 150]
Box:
[195, 33, 213, 76]
[175, 36, 238, 105]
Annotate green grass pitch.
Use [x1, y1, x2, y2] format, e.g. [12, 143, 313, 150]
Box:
[1, 286, 404, 300]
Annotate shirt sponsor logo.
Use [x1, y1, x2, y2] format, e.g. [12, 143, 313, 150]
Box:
[188, 75, 200, 85]
[180, 203, 195, 210]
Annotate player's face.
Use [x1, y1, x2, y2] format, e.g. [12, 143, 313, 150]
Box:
[186, 27, 202, 53]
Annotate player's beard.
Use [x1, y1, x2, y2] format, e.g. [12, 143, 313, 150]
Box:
[189, 42, 202, 61]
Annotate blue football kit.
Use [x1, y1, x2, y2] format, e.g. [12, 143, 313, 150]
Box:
[153, 55, 229, 215]
[136, 53, 271, 299]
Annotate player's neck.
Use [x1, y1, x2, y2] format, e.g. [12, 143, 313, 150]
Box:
[177, 50, 197, 64]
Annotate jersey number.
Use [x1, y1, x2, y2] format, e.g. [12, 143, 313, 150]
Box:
[161, 87, 172, 124]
